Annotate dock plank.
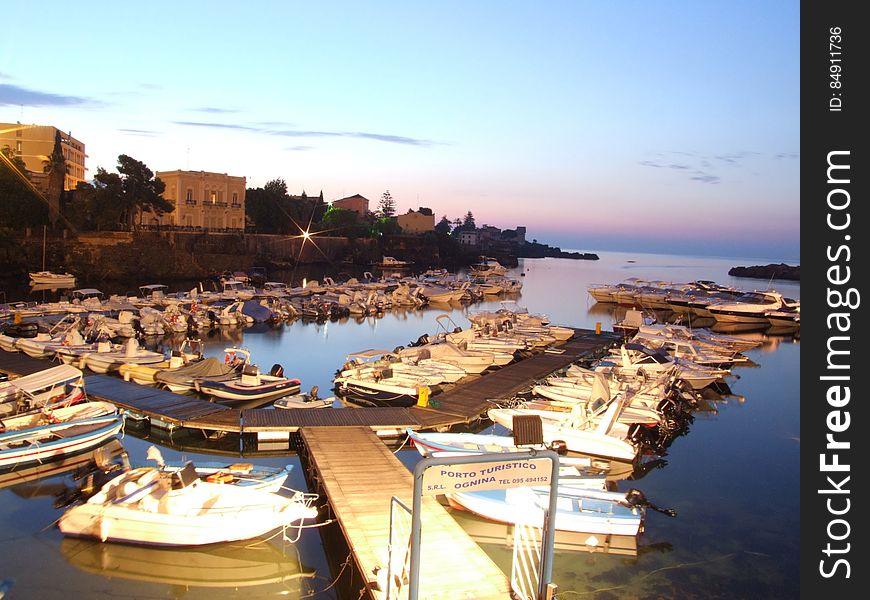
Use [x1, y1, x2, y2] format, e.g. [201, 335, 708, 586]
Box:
[302, 427, 512, 599]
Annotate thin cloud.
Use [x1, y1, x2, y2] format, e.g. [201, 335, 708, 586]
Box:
[774, 152, 799, 159]
[173, 120, 260, 131]
[285, 145, 315, 152]
[350, 132, 435, 146]
[173, 120, 437, 147]
[119, 128, 159, 136]
[639, 150, 765, 184]
[690, 172, 720, 184]
[191, 107, 240, 114]
[0, 72, 12, 81]
[639, 160, 665, 168]
[270, 129, 341, 138]
[0, 83, 96, 107]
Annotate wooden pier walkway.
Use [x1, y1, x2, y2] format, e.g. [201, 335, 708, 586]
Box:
[301, 427, 511, 599]
[0, 329, 620, 599]
[0, 329, 620, 435]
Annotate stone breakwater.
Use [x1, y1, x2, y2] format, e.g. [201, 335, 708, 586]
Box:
[728, 263, 800, 281]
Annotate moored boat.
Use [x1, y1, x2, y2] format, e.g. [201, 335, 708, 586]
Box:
[58, 461, 318, 546]
[0, 400, 124, 469]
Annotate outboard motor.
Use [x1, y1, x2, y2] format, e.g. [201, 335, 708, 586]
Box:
[624, 488, 678, 517]
[548, 440, 568, 455]
[410, 334, 430, 347]
[131, 318, 146, 336]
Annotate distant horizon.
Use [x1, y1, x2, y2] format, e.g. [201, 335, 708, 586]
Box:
[556, 246, 800, 266]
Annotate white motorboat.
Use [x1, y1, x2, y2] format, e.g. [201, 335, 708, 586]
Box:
[58, 461, 318, 546]
[593, 343, 728, 390]
[143, 446, 292, 493]
[446, 485, 646, 537]
[766, 308, 800, 328]
[488, 393, 640, 462]
[83, 338, 165, 374]
[708, 291, 799, 324]
[273, 387, 335, 410]
[29, 270, 76, 286]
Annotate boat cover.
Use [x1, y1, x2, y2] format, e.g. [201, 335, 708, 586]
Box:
[241, 301, 273, 322]
[155, 358, 235, 385]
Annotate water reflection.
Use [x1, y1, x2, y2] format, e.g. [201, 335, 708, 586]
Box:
[62, 537, 316, 595]
[0, 252, 800, 598]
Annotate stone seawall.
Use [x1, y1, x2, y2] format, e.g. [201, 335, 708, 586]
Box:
[9, 231, 379, 280]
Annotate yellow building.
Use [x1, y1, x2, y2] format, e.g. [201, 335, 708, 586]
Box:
[153, 170, 246, 230]
[332, 193, 369, 216]
[0, 122, 87, 190]
[397, 207, 435, 234]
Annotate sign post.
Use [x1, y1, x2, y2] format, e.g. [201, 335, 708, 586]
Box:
[408, 451, 560, 600]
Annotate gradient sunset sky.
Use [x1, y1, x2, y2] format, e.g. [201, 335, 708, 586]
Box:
[1, 1, 799, 260]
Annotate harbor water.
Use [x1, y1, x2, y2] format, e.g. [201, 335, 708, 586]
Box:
[0, 250, 800, 599]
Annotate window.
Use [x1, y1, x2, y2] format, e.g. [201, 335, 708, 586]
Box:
[232, 192, 238, 203]
[211, 191, 217, 204]
[186, 189, 193, 202]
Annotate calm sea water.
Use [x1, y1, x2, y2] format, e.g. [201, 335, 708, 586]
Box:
[0, 251, 800, 599]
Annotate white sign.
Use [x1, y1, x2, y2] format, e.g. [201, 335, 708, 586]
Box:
[421, 458, 553, 495]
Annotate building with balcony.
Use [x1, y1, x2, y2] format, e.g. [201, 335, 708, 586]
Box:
[152, 170, 246, 230]
[0, 122, 87, 191]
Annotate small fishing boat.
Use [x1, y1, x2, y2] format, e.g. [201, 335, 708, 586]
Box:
[58, 461, 318, 546]
[195, 348, 300, 404]
[0, 400, 124, 469]
[0, 364, 85, 417]
[143, 446, 292, 493]
[28, 271, 76, 286]
[446, 485, 647, 537]
[273, 387, 335, 410]
[83, 338, 166, 374]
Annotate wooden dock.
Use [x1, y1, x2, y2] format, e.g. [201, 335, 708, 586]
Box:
[0, 329, 620, 435]
[0, 329, 620, 599]
[301, 427, 511, 599]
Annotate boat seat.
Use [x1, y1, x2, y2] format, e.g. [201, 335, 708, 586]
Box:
[171, 461, 200, 489]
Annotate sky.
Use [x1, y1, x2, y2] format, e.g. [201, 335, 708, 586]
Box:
[0, 1, 799, 261]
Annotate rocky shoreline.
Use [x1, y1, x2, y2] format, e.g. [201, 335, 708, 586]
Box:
[728, 263, 800, 281]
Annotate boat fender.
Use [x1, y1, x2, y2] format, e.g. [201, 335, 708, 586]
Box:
[270, 363, 284, 377]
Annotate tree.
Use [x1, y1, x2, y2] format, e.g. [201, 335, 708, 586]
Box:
[319, 206, 368, 238]
[434, 215, 452, 235]
[65, 168, 125, 231]
[246, 179, 327, 235]
[462, 210, 476, 230]
[377, 190, 396, 218]
[0, 146, 47, 229]
[116, 154, 172, 230]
